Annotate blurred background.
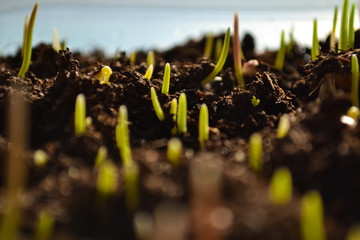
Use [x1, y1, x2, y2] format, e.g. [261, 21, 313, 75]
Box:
[0, 0, 356, 56]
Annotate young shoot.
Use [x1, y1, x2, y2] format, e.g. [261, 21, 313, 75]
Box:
[74, 93, 86, 136]
[95, 146, 107, 168]
[52, 28, 61, 53]
[251, 96, 260, 107]
[286, 26, 295, 56]
[18, 3, 38, 78]
[269, 167, 292, 205]
[347, 106, 360, 119]
[124, 162, 139, 212]
[199, 104, 209, 147]
[275, 30, 286, 71]
[348, 3, 355, 49]
[215, 38, 223, 61]
[351, 54, 359, 107]
[85, 116, 92, 127]
[301, 190, 326, 240]
[170, 98, 177, 123]
[177, 93, 187, 134]
[203, 32, 214, 58]
[311, 19, 319, 61]
[277, 114, 291, 139]
[347, 223, 360, 240]
[201, 27, 231, 86]
[330, 5, 338, 51]
[97, 160, 118, 198]
[161, 63, 171, 95]
[130, 51, 136, 65]
[249, 132, 263, 172]
[339, 0, 349, 52]
[34, 210, 54, 240]
[144, 64, 154, 80]
[167, 138, 182, 168]
[94, 66, 112, 84]
[34, 149, 48, 167]
[233, 12, 245, 88]
[116, 105, 132, 166]
[150, 87, 165, 121]
[147, 50, 155, 68]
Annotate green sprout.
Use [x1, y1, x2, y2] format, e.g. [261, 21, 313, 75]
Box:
[251, 96, 260, 107]
[339, 0, 349, 52]
[95, 146, 107, 168]
[130, 51, 136, 65]
[85, 116, 92, 127]
[311, 19, 319, 61]
[351, 54, 359, 107]
[34, 210, 54, 240]
[52, 28, 61, 53]
[34, 149, 48, 167]
[275, 30, 286, 71]
[269, 167, 292, 205]
[348, 3, 355, 49]
[301, 190, 326, 240]
[199, 103, 209, 147]
[18, 3, 38, 78]
[169, 98, 177, 121]
[124, 162, 139, 212]
[21, 15, 29, 58]
[60, 40, 66, 50]
[215, 38, 223, 61]
[277, 114, 291, 139]
[144, 64, 154, 80]
[115, 105, 132, 166]
[286, 26, 295, 56]
[94, 66, 112, 84]
[97, 160, 118, 199]
[201, 27, 231, 86]
[330, 5, 338, 51]
[177, 93, 187, 134]
[249, 132, 263, 172]
[233, 12, 245, 88]
[167, 138, 182, 168]
[161, 63, 171, 95]
[150, 87, 165, 121]
[347, 223, 360, 240]
[347, 106, 360, 119]
[74, 93, 86, 136]
[204, 32, 214, 58]
[147, 50, 155, 68]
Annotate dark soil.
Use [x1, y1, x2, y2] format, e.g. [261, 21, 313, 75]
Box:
[1, 31, 360, 240]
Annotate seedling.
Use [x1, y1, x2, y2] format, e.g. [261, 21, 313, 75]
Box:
[204, 32, 214, 58]
[251, 96, 260, 107]
[34, 210, 54, 240]
[339, 0, 349, 52]
[144, 64, 154, 80]
[161, 63, 171, 95]
[74, 93, 86, 136]
[201, 27, 231, 86]
[116, 105, 132, 166]
[52, 28, 61, 53]
[34, 149, 48, 167]
[94, 66, 112, 84]
[347, 106, 360, 119]
[18, 3, 38, 78]
[97, 160, 118, 199]
[248, 132, 263, 172]
[301, 190, 326, 240]
[21, 16, 29, 58]
[275, 30, 286, 70]
[347, 223, 360, 240]
[147, 50, 155, 68]
[233, 12, 245, 88]
[277, 114, 291, 138]
[348, 3, 355, 49]
[330, 5, 338, 51]
[351, 54, 359, 107]
[286, 27, 295, 56]
[124, 162, 139, 212]
[150, 87, 165, 121]
[215, 38, 223, 61]
[199, 104, 209, 147]
[95, 146, 107, 168]
[130, 51, 136, 65]
[169, 98, 177, 121]
[311, 19, 319, 61]
[85, 116, 92, 127]
[269, 167, 292, 205]
[167, 138, 182, 168]
[177, 93, 187, 134]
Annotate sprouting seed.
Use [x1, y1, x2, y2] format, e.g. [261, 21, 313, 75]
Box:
[214, 38, 223, 61]
[204, 32, 214, 58]
[170, 98, 177, 122]
[330, 5, 338, 51]
[346, 223, 360, 240]
[251, 96, 260, 107]
[34, 149, 48, 167]
[347, 106, 360, 119]
[167, 138, 182, 168]
[201, 27, 231, 86]
[269, 167, 292, 205]
[130, 51, 136, 65]
[95, 146, 107, 168]
[52, 28, 61, 53]
[275, 30, 286, 70]
[351, 54, 359, 107]
[18, 3, 38, 78]
[161, 63, 171, 95]
[277, 114, 291, 139]
[124, 162, 139, 212]
[199, 104, 209, 147]
[34, 210, 54, 240]
[348, 3, 355, 49]
[150, 87, 165, 121]
[233, 12, 245, 88]
[95, 66, 112, 84]
[248, 132, 263, 172]
[177, 93, 187, 134]
[116, 105, 132, 166]
[144, 64, 154, 80]
[147, 50, 155, 68]
[74, 93, 86, 136]
[311, 18, 319, 61]
[97, 160, 118, 197]
[339, 0, 349, 52]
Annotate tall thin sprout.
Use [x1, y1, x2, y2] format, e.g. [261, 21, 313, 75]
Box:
[204, 32, 214, 59]
[339, 0, 349, 52]
[275, 30, 286, 70]
[351, 54, 359, 107]
[330, 5, 338, 51]
[233, 12, 245, 88]
[311, 19, 319, 61]
[348, 3, 356, 49]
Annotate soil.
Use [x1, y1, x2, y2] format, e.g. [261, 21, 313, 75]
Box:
[0, 31, 360, 240]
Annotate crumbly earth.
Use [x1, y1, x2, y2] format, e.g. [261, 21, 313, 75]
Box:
[0, 33, 359, 239]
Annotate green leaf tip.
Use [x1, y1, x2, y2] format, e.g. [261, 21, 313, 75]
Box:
[74, 93, 86, 136]
[18, 2, 38, 78]
[348, 3, 355, 49]
[269, 167, 292, 205]
[277, 114, 291, 139]
[161, 63, 171, 95]
[150, 87, 165, 121]
[34, 149, 48, 167]
[147, 50, 155, 68]
[275, 30, 286, 70]
[177, 93, 187, 134]
[52, 28, 61, 53]
[199, 104, 209, 147]
[339, 0, 349, 52]
[144, 64, 154, 80]
[201, 27, 231, 86]
[351, 54, 359, 107]
[311, 18, 319, 61]
[251, 96, 260, 107]
[95, 66, 112, 84]
[249, 132, 263, 172]
[233, 12, 245, 88]
[167, 138, 182, 168]
[204, 32, 214, 58]
[116, 105, 132, 166]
